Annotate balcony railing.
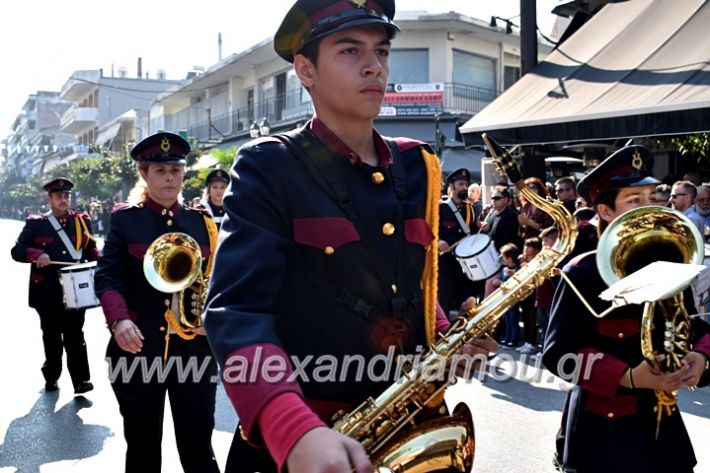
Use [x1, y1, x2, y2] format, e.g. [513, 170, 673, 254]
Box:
[60, 105, 98, 134]
[177, 82, 499, 144]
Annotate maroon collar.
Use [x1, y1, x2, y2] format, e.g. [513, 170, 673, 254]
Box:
[309, 115, 393, 166]
[145, 197, 182, 216]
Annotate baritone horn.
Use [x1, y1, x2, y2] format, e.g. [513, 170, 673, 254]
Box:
[143, 232, 208, 328]
[595, 206, 704, 437]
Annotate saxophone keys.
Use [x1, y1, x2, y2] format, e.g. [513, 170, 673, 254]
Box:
[375, 420, 393, 438]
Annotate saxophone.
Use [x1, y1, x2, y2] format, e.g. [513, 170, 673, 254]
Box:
[332, 134, 578, 472]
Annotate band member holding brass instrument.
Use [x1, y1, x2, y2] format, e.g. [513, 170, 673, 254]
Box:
[94, 132, 220, 473]
[202, 168, 229, 230]
[543, 145, 710, 473]
[203, 1, 496, 472]
[11, 177, 98, 394]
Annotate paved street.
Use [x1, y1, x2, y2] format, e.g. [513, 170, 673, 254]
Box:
[1, 217, 708, 473]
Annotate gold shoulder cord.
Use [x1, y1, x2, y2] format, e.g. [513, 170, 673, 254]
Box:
[420, 148, 442, 344]
[162, 215, 219, 362]
[202, 214, 219, 276]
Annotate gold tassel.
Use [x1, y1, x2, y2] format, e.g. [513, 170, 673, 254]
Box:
[163, 300, 197, 362]
[74, 216, 82, 251]
[420, 148, 442, 344]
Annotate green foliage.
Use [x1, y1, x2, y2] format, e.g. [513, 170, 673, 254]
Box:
[48, 152, 138, 205]
[655, 133, 710, 170]
[207, 147, 238, 169]
[668, 133, 710, 158]
[0, 145, 238, 211]
[1, 174, 45, 210]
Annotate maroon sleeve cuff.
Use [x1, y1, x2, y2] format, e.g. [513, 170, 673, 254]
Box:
[26, 248, 44, 262]
[221, 343, 304, 445]
[578, 347, 628, 398]
[436, 303, 451, 334]
[694, 333, 710, 359]
[100, 290, 130, 327]
[260, 392, 327, 471]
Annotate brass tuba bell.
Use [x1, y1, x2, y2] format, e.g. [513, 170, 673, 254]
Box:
[143, 232, 207, 328]
[597, 205, 704, 288]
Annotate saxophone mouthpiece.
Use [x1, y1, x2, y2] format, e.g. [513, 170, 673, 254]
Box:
[481, 133, 523, 184]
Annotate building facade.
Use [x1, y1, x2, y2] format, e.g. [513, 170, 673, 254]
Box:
[150, 11, 553, 180]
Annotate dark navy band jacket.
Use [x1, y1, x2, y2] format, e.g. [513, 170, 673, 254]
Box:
[204, 118, 438, 444]
[543, 251, 710, 473]
[94, 198, 213, 360]
[204, 200, 225, 230]
[11, 211, 99, 309]
[438, 198, 474, 246]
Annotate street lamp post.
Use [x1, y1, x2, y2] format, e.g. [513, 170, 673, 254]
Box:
[434, 113, 446, 157]
[250, 118, 271, 138]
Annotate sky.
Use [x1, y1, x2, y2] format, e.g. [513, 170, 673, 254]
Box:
[0, 0, 562, 145]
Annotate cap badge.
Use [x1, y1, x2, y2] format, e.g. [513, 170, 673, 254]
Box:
[631, 150, 643, 170]
[349, 0, 367, 8]
[58, 180, 65, 187]
[160, 137, 171, 154]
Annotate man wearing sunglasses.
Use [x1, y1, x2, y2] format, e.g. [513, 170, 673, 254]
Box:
[554, 177, 578, 214]
[670, 180, 704, 234]
[480, 186, 522, 252]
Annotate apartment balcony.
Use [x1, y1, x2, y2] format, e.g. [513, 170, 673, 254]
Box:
[178, 82, 499, 145]
[60, 105, 98, 134]
[60, 70, 100, 102]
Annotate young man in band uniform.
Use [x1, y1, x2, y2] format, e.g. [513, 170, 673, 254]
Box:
[11, 177, 97, 394]
[542, 145, 710, 473]
[204, 1, 496, 472]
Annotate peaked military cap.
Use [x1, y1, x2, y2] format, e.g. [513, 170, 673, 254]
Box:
[577, 145, 660, 205]
[130, 131, 190, 164]
[205, 168, 229, 186]
[43, 177, 74, 193]
[446, 168, 471, 185]
[274, 0, 399, 63]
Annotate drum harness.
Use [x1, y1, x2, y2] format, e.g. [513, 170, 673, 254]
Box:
[446, 198, 472, 236]
[46, 212, 89, 263]
[276, 128, 418, 329]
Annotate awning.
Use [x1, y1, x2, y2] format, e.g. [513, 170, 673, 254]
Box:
[440, 147, 484, 181]
[461, 0, 710, 146]
[96, 122, 122, 147]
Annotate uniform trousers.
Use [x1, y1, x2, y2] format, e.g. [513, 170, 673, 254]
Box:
[35, 305, 90, 387]
[226, 430, 277, 473]
[438, 254, 484, 315]
[108, 336, 220, 473]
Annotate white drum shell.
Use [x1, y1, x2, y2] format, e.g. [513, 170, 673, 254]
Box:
[453, 235, 501, 281]
[59, 262, 100, 310]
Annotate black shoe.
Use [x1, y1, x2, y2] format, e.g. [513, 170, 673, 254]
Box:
[45, 381, 59, 392]
[74, 381, 94, 395]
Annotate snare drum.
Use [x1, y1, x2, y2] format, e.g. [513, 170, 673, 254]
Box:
[59, 262, 100, 310]
[453, 234, 501, 281]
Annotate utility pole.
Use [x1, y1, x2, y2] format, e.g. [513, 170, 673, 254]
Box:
[520, 0, 546, 180]
[520, 0, 538, 76]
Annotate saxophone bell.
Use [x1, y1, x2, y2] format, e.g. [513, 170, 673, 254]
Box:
[332, 134, 577, 472]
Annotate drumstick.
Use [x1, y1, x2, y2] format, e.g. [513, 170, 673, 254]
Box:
[31, 260, 77, 266]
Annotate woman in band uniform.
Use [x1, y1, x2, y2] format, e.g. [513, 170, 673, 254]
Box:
[94, 132, 220, 473]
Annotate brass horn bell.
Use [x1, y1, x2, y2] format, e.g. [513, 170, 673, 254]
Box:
[143, 232, 205, 328]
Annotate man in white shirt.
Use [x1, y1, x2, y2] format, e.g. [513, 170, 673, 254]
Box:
[670, 180, 704, 234]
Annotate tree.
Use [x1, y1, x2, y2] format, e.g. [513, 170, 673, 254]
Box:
[48, 150, 137, 205]
[182, 147, 239, 203]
